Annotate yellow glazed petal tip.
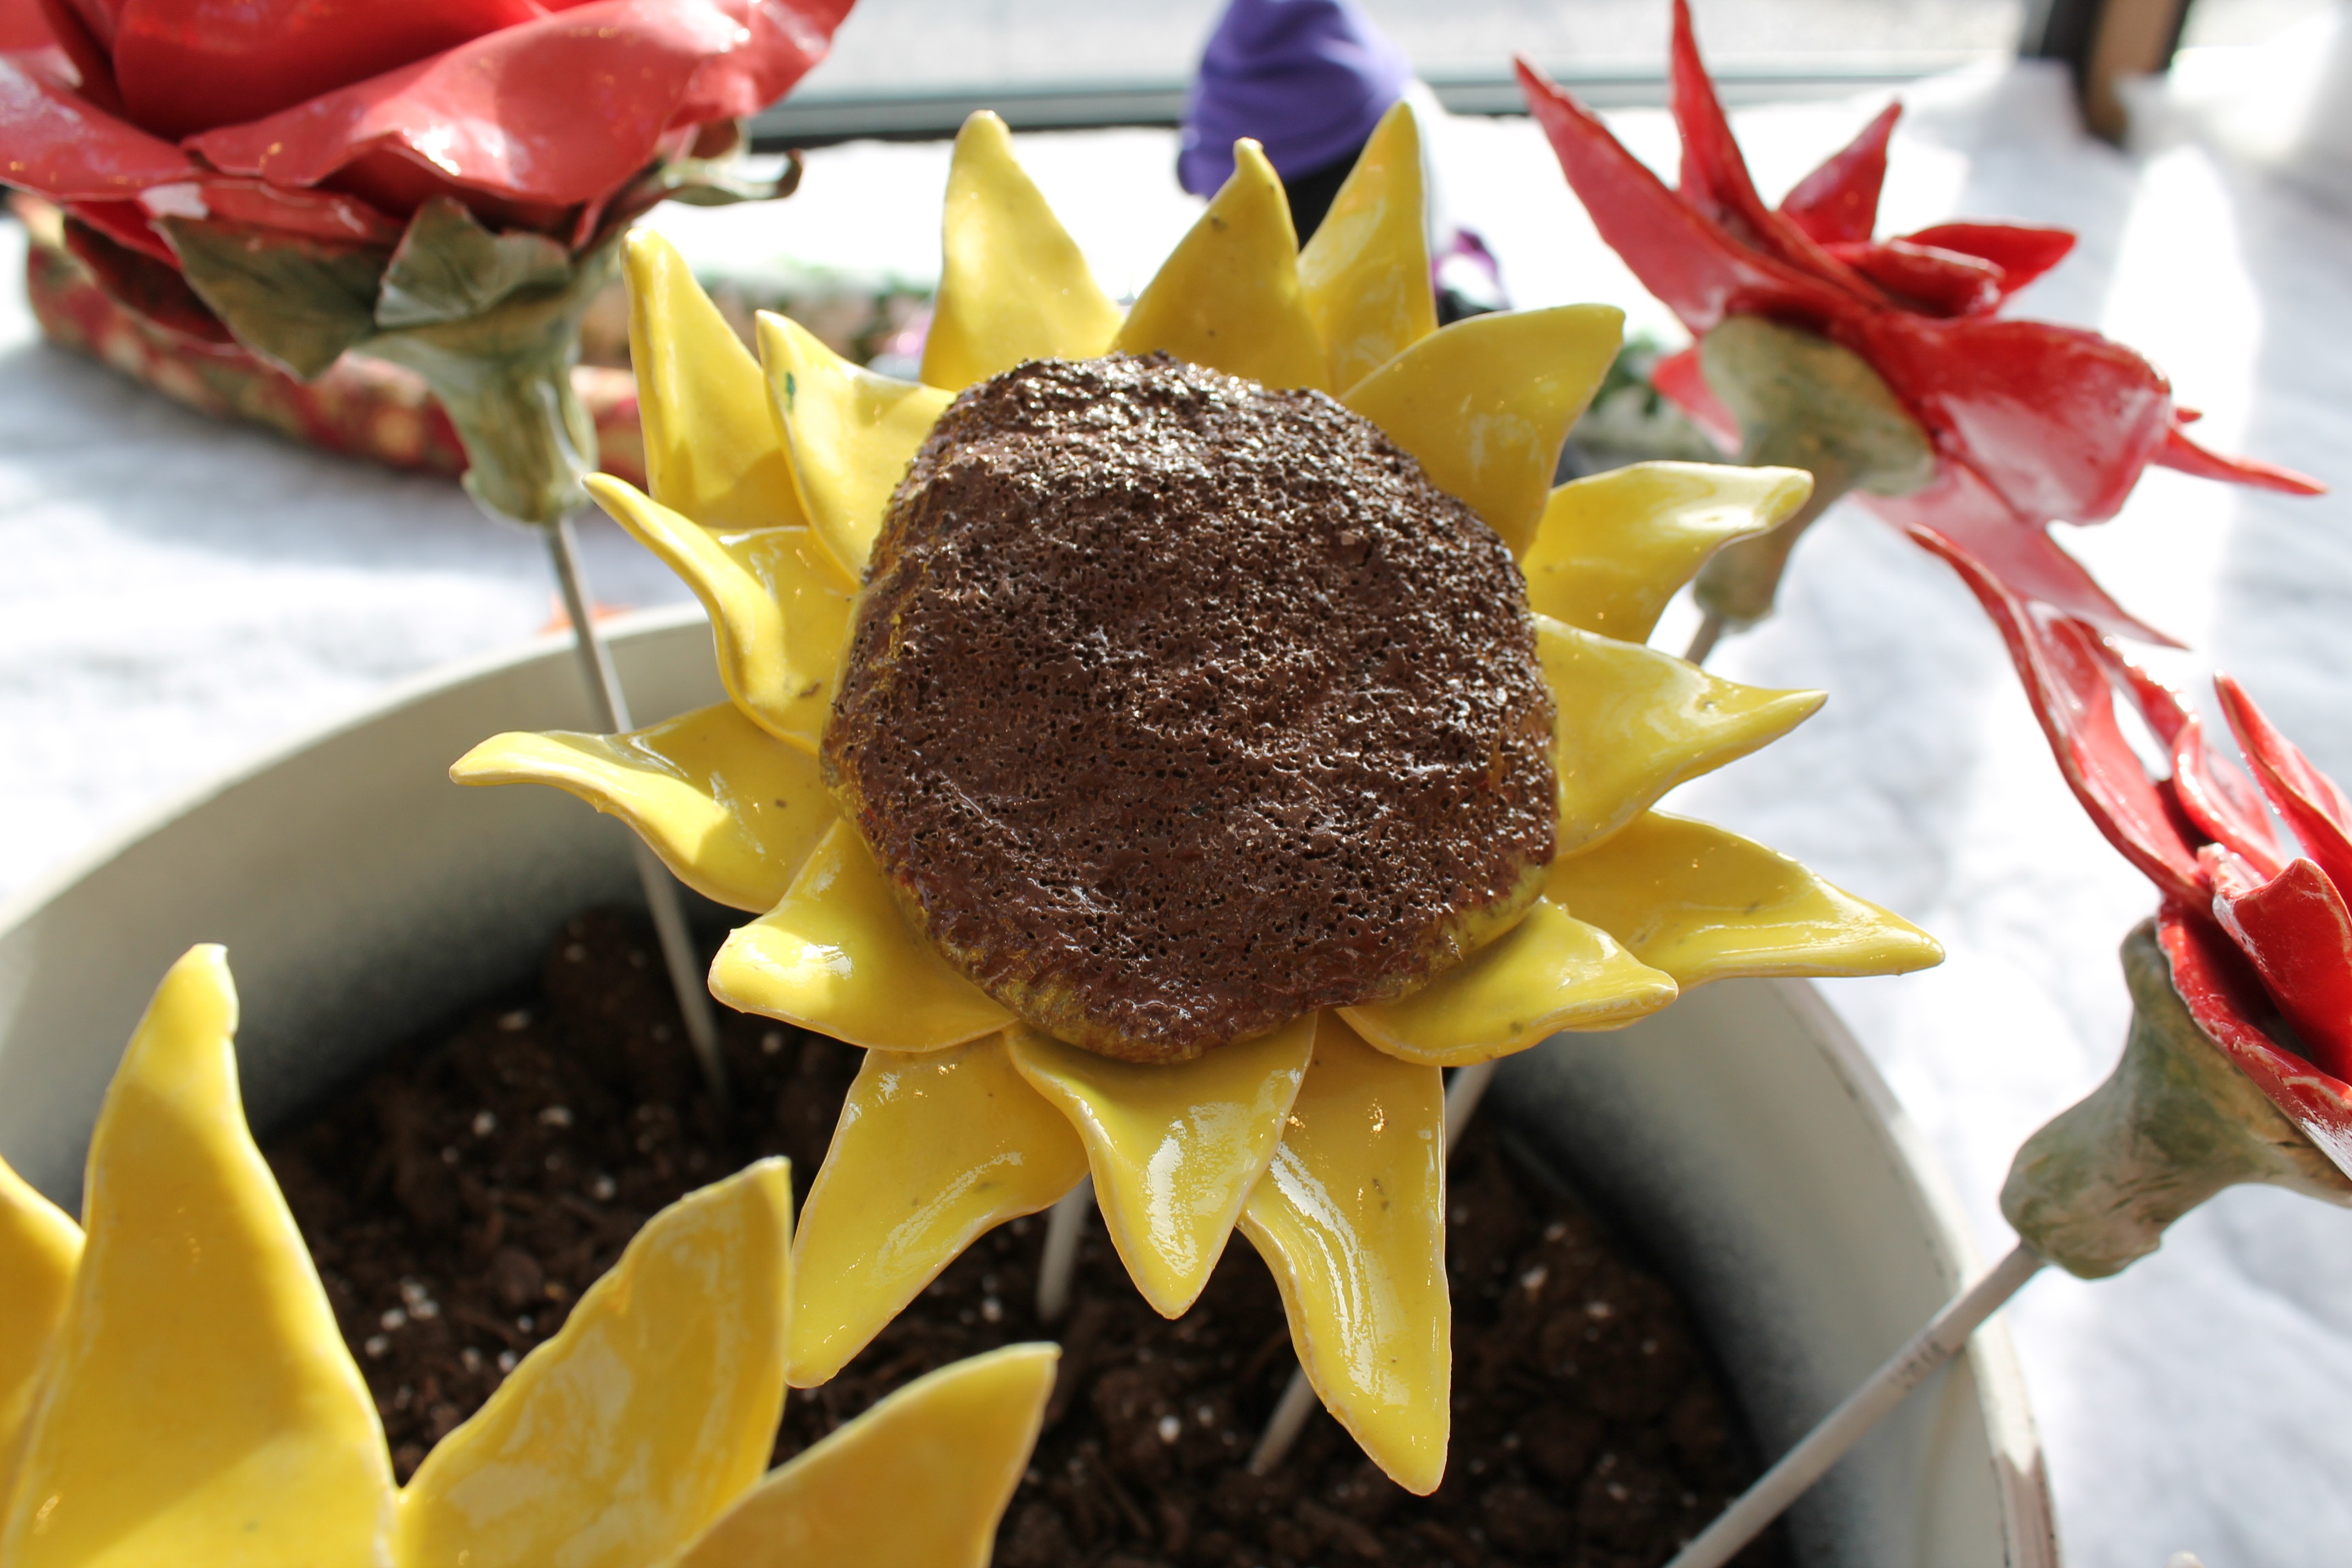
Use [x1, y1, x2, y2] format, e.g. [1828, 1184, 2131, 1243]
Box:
[399, 1158, 794, 1568]
[2, 946, 395, 1568]
[674, 1343, 1057, 1568]
[623, 228, 808, 533]
[711, 820, 1014, 1052]
[922, 111, 1123, 392]
[1523, 462, 1814, 642]
[1298, 100, 1437, 396]
[1344, 304, 1624, 554]
[0, 1155, 81, 1468]
[1008, 1015, 1315, 1317]
[787, 1038, 1086, 1386]
[1114, 139, 1330, 393]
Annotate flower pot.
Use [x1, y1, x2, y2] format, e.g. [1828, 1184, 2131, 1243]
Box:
[0, 605, 2055, 1567]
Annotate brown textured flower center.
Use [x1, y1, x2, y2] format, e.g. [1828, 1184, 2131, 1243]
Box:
[823, 355, 1556, 1062]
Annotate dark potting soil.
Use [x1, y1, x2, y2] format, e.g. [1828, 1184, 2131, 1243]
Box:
[266, 910, 1785, 1568]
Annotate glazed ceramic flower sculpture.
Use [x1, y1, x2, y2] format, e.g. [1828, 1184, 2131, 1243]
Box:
[0, 945, 1057, 1567]
[0, 0, 849, 522]
[1516, 0, 2319, 649]
[453, 104, 1944, 1494]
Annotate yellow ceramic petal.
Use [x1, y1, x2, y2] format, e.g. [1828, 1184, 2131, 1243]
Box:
[624, 228, 808, 531]
[590, 475, 854, 752]
[1, 947, 393, 1568]
[758, 312, 954, 582]
[1342, 899, 1677, 1065]
[397, 1159, 793, 1568]
[0, 1158, 80, 1471]
[1008, 1015, 1316, 1316]
[453, 704, 836, 914]
[1547, 812, 1943, 986]
[1112, 140, 1330, 393]
[1342, 304, 1624, 554]
[921, 111, 1123, 392]
[711, 819, 1014, 1050]
[1238, 1016, 1449, 1495]
[788, 1037, 1087, 1386]
[672, 1344, 1056, 1568]
[1297, 102, 1437, 395]
[1522, 462, 1814, 642]
[1536, 613, 1823, 856]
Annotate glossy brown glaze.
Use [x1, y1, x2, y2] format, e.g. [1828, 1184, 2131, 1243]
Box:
[825, 355, 1555, 1061]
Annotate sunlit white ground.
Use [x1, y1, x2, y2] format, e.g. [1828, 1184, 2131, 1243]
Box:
[3, 29, 2349, 1566]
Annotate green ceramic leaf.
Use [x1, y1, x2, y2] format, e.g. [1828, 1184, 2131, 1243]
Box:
[159, 217, 388, 380]
[375, 198, 574, 331]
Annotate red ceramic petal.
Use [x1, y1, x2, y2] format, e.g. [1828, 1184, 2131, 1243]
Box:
[0, 50, 195, 200]
[1871, 466, 2176, 645]
[1853, 311, 2175, 524]
[2211, 858, 2352, 1080]
[1779, 101, 1898, 246]
[28, 0, 123, 115]
[2159, 902, 2352, 1180]
[1649, 344, 1739, 451]
[2215, 673, 2352, 902]
[1516, 55, 1848, 335]
[1909, 524, 2204, 902]
[2153, 420, 2325, 496]
[62, 193, 172, 261]
[1826, 238, 2003, 318]
[112, 0, 542, 140]
[3, 0, 52, 52]
[1901, 221, 2076, 297]
[52, 0, 113, 50]
[2172, 714, 2288, 876]
[190, 0, 849, 210]
[170, 176, 404, 246]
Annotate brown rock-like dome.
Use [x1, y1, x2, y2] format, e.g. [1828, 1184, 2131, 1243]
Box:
[824, 354, 1556, 1061]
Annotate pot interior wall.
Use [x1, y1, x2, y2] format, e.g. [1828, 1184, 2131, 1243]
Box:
[0, 608, 2051, 1567]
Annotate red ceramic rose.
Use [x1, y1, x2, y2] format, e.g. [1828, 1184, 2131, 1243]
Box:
[1517, 0, 2318, 647]
[0, 0, 851, 521]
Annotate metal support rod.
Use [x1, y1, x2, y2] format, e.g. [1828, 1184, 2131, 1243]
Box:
[1247, 1058, 1502, 1476]
[1661, 1243, 2046, 1568]
[1036, 1176, 1093, 1323]
[546, 516, 731, 1105]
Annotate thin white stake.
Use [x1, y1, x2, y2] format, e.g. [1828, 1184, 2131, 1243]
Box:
[546, 516, 729, 1104]
[1246, 1058, 1501, 1476]
[1036, 1175, 1093, 1323]
[1662, 1242, 2046, 1568]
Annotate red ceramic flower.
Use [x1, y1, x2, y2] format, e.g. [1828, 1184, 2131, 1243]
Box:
[0, 0, 848, 260]
[1517, 0, 2320, 642]
[1920, 525, 2352, 1178]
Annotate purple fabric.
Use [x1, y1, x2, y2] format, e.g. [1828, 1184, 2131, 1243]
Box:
[1177, 0, 1412, 197]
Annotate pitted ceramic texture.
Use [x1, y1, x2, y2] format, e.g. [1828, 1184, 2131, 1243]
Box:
[825, 354, 1558, 1063]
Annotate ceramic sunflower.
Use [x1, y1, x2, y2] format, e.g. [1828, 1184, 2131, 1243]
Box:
[0, 945, 1055, 1567]
[454, 105, 1942, 1493]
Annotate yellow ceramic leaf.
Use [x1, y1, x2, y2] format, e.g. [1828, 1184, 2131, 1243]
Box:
[787, 1038, 1087, 1386]
[589, 475, 854, 752]
[1298, 102, 1437, 395]
[1112, 139, 1330, 393]
[921, 111, 1123, 392]
[1343, 304, 1624, 554]
[1238, 1015, 1449, 1495]
[672, 1344, 1057, 1568]
[453, 704, 836, 914]
[1547, 812, 1943, 986]
[397, 1159, 794, 1568]
[1535, 613, 1823, 856]
[0, 1158, 80, 1472]
[711, 819, 1014, 1050]
[624, 228, 808, 532]
[1522, 462, 1814, 642]
[1, 947, 394, 1568]
[1342, 899, 1677, 1065]
[758, 312, 954, 582]
[1008, 1015, 1316, 1316]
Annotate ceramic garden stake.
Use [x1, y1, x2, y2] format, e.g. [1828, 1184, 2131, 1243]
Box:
[1517, 0, 2318, 660]
[0, 945, 1057, 1567]
[1667, 532, 2352, 1568]
[455, 102, 1946, 1495]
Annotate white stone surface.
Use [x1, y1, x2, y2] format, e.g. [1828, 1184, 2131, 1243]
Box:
[2, 45, 2348, 1567]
